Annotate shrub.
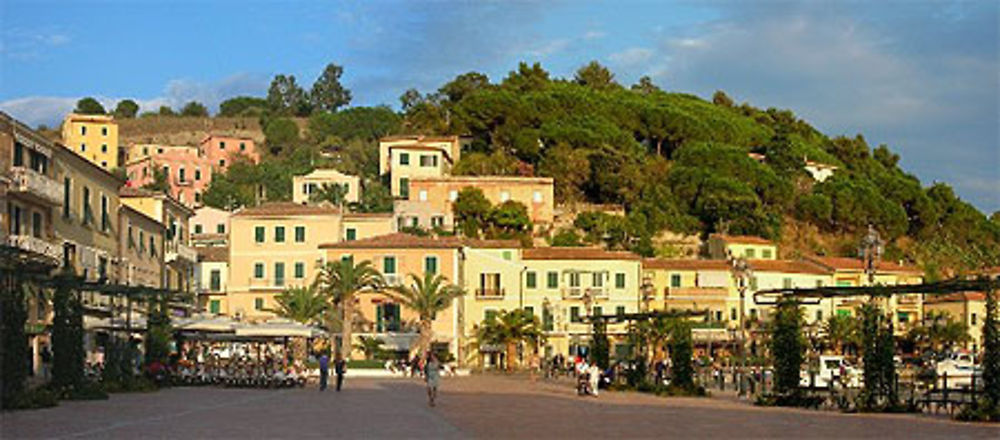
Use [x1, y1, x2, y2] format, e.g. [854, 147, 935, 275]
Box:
[4, 387, 60, 410]
[60, 381, 109, 400]
[103, 376, 158, 393]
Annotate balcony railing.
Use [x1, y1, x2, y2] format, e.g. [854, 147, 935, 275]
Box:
[249, 278, 278, 290]
[165, 243, 197, 264]
[5, 234, 62, 262]
[9, 166, 62, 206]
[475, 288, 505, 299]
[561, 287, 608, 299]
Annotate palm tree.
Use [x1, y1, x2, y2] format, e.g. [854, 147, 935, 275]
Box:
[354, 336, 385, 360]
[824, 314, 859, 355]
[474, 309, 545, 371]
[313, 259, 383, 358]
[387, 272, 464, 358]
[270, 286, 328, 325]
[908, 311, 970, 355]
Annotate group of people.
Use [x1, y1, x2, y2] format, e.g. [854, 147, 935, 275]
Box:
[173, 358, 309, 388]
[317, 351, 444, 407]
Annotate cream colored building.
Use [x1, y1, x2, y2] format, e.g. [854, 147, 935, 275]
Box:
[227, 202, 341, 320]
[118, 204, 165, 288]
[807, 256, 923, 334]
[120, 188, 195, 294]
[394, 176, 555, 231]
[923, 292, 987, 353]
[61, 113, 119, 170]
[195, 246, 228, 315]
[378, 135, 464, 197]
[342, 212, 395, 241]
[643, 259, 733, 321]
[191, 205, 230, 237]
[708, 234, 779, 260]
[745, 259, 834, 327]
[292, 169, 361, 204]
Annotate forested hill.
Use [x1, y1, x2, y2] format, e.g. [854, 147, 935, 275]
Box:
[130, 61, 998, 278]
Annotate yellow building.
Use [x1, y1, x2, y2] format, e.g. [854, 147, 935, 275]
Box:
[61, 113, 119, 170]
[194, 246, 228, 315]
[708, 234, 779, 260]
[378, 135, 464, 197]
[292, 169, 361, 204]
[120, 188, 195, 294]
[520, 247, 643, 360]
[342, 212, 395, 241]
[745, 259, 833, 327]
[118, 204, 165, 288]
[227, 202, 341, 319]
[642, 259, 733, 322]
[923, 292, 987, 354]
[808, 256, 923, 334]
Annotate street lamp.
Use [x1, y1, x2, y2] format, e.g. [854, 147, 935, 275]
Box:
[859, 224, 883, 287]
[640, 276, 655, 313]
[729, 253, 753, 397]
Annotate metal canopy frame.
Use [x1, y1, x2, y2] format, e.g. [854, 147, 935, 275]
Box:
[752, 277, 997, 305]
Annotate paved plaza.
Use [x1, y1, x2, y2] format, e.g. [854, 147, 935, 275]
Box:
[3, 375, 998, 439]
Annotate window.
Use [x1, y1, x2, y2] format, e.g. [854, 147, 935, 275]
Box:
[569, 272, 580, 288]
[195, 169, 201, 181]
[31, 212, 42, 238]
[547, 271, 558, 288]
[424, 256, 438, 275]
[419, 155, 437, 167]
[524, 306, 534, 317]
[500, 191, 510, 202]
[816, 279, 824, 288]
[194, 224, 203, 234]
[615, 273, 626, 289]
[502, 251, 512, 260]
[731, 308, 737, 321]
[62, 177, 71, 218]
[101, 144, 107, 153]
[219, 159, 226, 168]
[220, 141, 226, 150]
[543, 308, 554, 331]
[254, 263, 265, 279]
[570, 306, 581, 323]
[399, 178, 410, 199]
[750, 309, 758, 321]
[745, 248, 756, 259]
[210, 269, 221, 291]
[240, 142, 246, 151]
[254, 226, 265, 243]
[816, 310, 823, 322]
[81, 126, 87, 135]
[431, 216, 444, 228]
[449, 190, 458, 201]
[972, 313, 978, 326]
[346, 228, 357, 241]
[593, 306, 602, 317]
[101, 161, 107, 168]
[101, 127, 107, 136]
[295, 262, 305, 279]
[479, 273, 501, 296]
[749, 277, 758, 290]
[150, 235, 157, 257]
[157, 148, 164, 154]
[274, 226, 285, 243]
[418, 190, 428, 201]
[592, 272, 603, 288]
[485, 310, 498, 322]
[670, 274, 681, 288]
[533, 191, 542, 203]
[383, 257, 396, 274]
[209, 300, 220, 314]
[255, 298, 264, 310]
[274, 263, 285, 286]
[80, 143, 86, 152]
[616, 306, 626, 317]
[163, 165, 170, 177]
[294, 226, 305, 242]
[399, 152, 410, 165]
[526, 271, 537, 288]
[762, 249, 772, 259]
[783, 278, 793, 289]
[341, 255, 353, 264]
[715, 310, 723, 321]
[216, 223, 225, 234]
[82, 186, 93, 225]
[13, 142, 24, 166]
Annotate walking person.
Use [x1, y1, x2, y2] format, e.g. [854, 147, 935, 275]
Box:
[40, 344, 52, 382]
[318, 352, 330, 391]
[334, 354, 346, 392]
[424, 351, 441, 407]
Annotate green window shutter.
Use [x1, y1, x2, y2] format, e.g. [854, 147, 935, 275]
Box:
[543, 309, 554, 331]
[485, 310, 497, 321]
[526, 271, 536, 288]
[254, 263, 264, 279]
[275, 226, 285, 243]
[400, 178, 410, 199]
[294, 262, 305, 278]
[346, 228, 357, 241]
[274, 262, 285, 286]
[615, 273, 625, 289]
[209, 300, 220, 314]
[570, 306, 580, 323]
[377, 306, 384, 333]
[547, 271, 558, 288]
[593, 306, 602, 317]
[616, 306, 625, 317]
[383, 257, 396, 274]
[255, 226, 265, 243]
[425, 256, 437, 275]
[524, 306, 534, 317]
[295, 226, 305, 242]
[255, 298, 264, 310]
[670, 274, 681, 288]
[400, 153, 409, 165]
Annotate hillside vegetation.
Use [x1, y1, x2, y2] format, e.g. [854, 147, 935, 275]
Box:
[91, 61, 998, 277]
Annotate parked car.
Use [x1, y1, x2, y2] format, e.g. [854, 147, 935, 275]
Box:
[801, 355, 862, 388]
[935, 351, 982, 388]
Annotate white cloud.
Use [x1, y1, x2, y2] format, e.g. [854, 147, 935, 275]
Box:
[1, 27, 71, 59]
[523, 39, 572, 58]
[608, 47, 654, 67]
[583, 30, 606, 40]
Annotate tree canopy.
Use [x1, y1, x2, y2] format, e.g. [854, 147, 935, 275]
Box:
[74, 97, 105, 115]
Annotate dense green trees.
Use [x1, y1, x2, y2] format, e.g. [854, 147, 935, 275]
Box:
[310, 63, 352, 112]
[74, 97, 106, 115]
[219, 96, 268, 116]
[113, 99, 139, 118]
[180, 101, 209, 117]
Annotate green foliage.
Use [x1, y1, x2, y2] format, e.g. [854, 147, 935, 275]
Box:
[769, 298, 805, 395]
[452, 150, 520, 176]
[264, 118, 300, 156]
[141, 167, 170, 194]
[631, 76, 661, 95]
[312, 259, 384, 356]
[488, 200, 532, 239]
[267, 74, 311, 116]
[574, 61, 618, 90]
[144, 296, 171, 366]
[475, 309, 545, 371]
[904, 310, 970, 355]
[180, 101, 209, 117]
[202, 148, 314, 209]
[453, 187, 492, 238]
[824, 314, 860, 355]
[549, 228, 583, 247]
[354, 179, 394, 213]
[5, 387, 60, 410]
[310, 63, 352, 112]
[983, 282, 1000, 408]
[158, 105, 176, 116]
[668, 319, 695, 389]
[271, 286, 328, 325]
[74, 97, 106, 114]
[858, 301, 898, 410]
[310, 183, 348, 206]
[308, 106, 401, 144]
[113, 99, 139, 118]
[51, 273, 85, 390]
[1, 280, 31, 408]
[388, 272, 465, 356]
[219, 96, 268, 117]
[354, 336, 386, 361]
[590, 320, 610, 370]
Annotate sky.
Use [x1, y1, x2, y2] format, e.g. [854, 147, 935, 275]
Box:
[2, 0, 997, 213]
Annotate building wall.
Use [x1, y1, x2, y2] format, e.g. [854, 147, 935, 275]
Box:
[378, 136, 462, 177]
[195, 261, 228, 314]
[61, 114, 119, 170]
[341, 214, 395, 241]
[394, 177, 555, 230]
[924, 299, 986, 352]
[118, 207, 164, 288]
[199, 135, 259, 172]
[387, 148, 449, 197]
[644, 266, 734, 325]
[0, 115, 61, 262]
[228, 213, 342, 319]
[54, 147, 122, 282]
[191, 206, 230, 235]
[749, 271, 833, 326]
[125, 145, 212, 207]
[292, 170, 361, 204]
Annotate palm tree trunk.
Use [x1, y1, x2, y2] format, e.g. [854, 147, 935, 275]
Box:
[342, 299, 354, 359]
[420, 319, 434, 356]
[506, 342, 517, 372]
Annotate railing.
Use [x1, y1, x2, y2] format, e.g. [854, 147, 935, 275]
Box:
[166, 243, 197, 264]
[585, 287, 608, 298]
[249, 278, 278, 290]
[562, 287, 582, 298]
[5, 234, 62, 262]
[9, 166, 62, 206]
[475, 288, 505, 299]
[561, 287, 608, 299]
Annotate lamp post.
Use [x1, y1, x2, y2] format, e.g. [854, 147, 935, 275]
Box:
[729, 254, 753, 397]
[859, 224, 883, 288]
[640, 276, 655, 313]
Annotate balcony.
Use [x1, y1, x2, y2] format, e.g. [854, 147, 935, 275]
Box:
[165, 243, 197, 264]
[249, 277, 280, 290]
[5, 234, 62, 262]
[475, 288, 505, 299]
[9, 166, 62, 206]
[561, 287, 608, 299]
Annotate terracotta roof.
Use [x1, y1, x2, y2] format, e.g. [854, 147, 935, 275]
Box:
[747, 259, 830, 275]
[924, 292, 985, 304]
[119, 186, 194, 216]
[710, 234, 774, 245]
[381, 135, 461, 142]
[232, 202, 340, 217]
[343, 212, 394, 219]
[807, 256, 922, 275]
[410, 176, 554, 185]
[197, 246, 229, 263]
[642, 259, 731, 271]
[522, 247, 640, 261]
[319, 233, 518, 250]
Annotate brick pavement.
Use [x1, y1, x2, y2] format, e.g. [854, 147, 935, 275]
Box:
[2, 375, 997, 439]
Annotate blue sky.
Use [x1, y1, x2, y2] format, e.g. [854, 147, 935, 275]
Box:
[2, 0, 997, 213]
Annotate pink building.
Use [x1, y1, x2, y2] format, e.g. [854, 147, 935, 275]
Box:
[125, 146, 212, 207]
[199, 135, 259, 172]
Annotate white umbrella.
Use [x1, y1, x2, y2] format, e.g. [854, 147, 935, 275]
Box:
[176, 315, 241, 333]
[235, 318, 322, 338]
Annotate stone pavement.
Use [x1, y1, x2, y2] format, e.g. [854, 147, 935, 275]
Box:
[3, 375, 998, 439]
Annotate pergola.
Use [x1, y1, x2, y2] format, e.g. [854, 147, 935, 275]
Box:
[753, 277, 997, 304]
